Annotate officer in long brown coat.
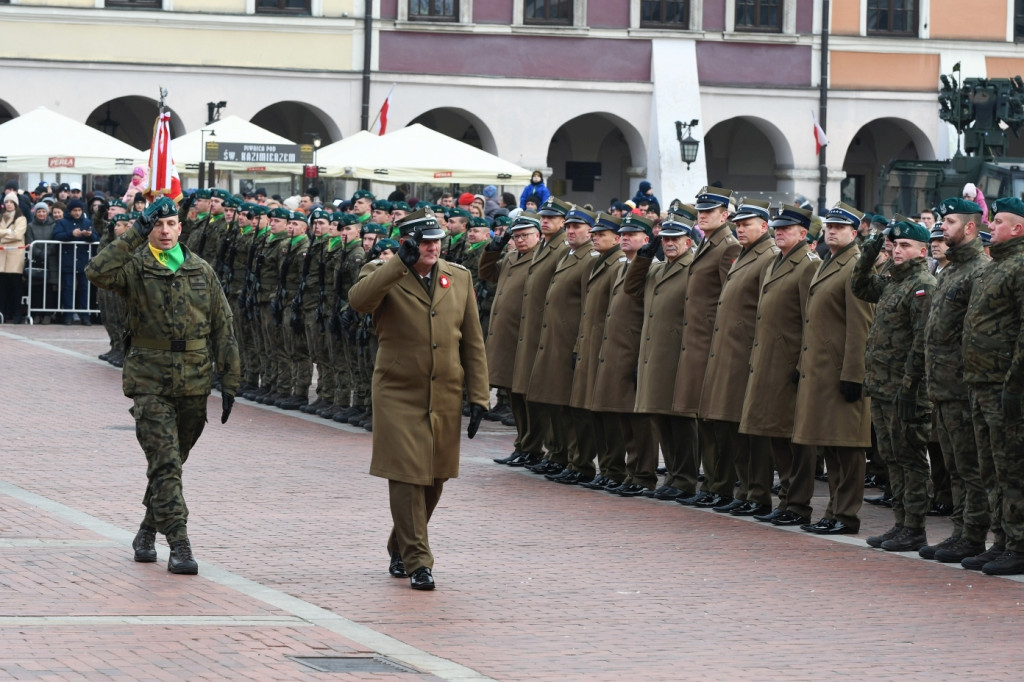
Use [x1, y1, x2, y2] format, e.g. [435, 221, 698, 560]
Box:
[569, 212, 627, 489]
[528, 206, 595, 484]
[625, 212, 697, 500]
[739, 204, 820, 526]
[697, 199, 777, 515]
[348, 207, 489, 591]
[672, 187, 742, 508]
[513, 197, 571, 475]
[481, 213, 542, 466]
[792, 202, 874, 535]
[591, 215, 660, 495]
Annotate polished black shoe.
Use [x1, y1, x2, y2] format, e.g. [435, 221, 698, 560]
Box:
[771, 510, 811, 526]
[545, 467, 573, 481]
[919, 535, 960, 560]
[770, 483, 782, 495]
[981, 549, 1024, 576]
[409, 566, 435, 590]
[98, 352, 111, 361]
[881, 526, 927, 551]
[935, 538, 986, 564]
[813, 520, 858, 535]
[656, 466, 667, 475]
[866, 524, 903, 548]
[927, 502, 954, 517]
[731, 501, 772, 517]
[615, 483, 650, 497]
[713, 498, 748, 514]
[653, 486, 686, 501]
[556, 471, 590, 485]
[536, 461, 564, 475]
[962, 543, 1006, 571]
[754, 507, 786, 523]
[389, 551, 406, 578]
[132, 526, 157, 563]
[526, 458, 553, 473]
[696, 494, 731, 509]
[800, 517, 835, 532]
[678, 491, 713, 506]
[642, 486, 666, 498]
[508, 452, 541, 468]
[493, 450, 523, 465]
[167, 538, 198, 575]
[580, 475, 613, 490]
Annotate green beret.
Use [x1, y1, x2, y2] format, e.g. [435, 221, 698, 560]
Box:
[937, 197, 983, 217]
[287, 211, 308, 224]
[239, 201, 258, 214]
[211, 188, 231, 201]
[250, 204, 268, 216]
[449, 208, 471, 220]
[493, 215, 511, 227]
[109, 199, 127, 210]
[223, 195, 240, 209]
[268, 207, 290, 220]
[351, 189, 374, 202]
[993, 197, 1024, 219]
[194, 189, 212, 200]
[113, 212, 134, 223]
[362, 222, 388, 236]
[377, 238, 399, 251]
[371, 199, 392, 212]
[468, 216, 490, 229]
[309, 208, 330, 222]
[889, 220, 930, 243]
[870, 213, 888, 227]
[391, 201, 411, 213]
[145, 196, 177, 220]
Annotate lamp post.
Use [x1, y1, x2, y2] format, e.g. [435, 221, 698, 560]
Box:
[98, 104, 119, 138]
[675, 119, 700, 170]
[198, 129, 216, 189]
[303, 132, 323, 197]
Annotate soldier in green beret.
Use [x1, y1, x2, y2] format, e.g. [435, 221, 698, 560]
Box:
[326, 213, 368, 424]
[184, 189, 212, 260]
[371, 199, 392, 228]
[297, 208, 334, 414]
[351, 189, 374, 224]
[462, 216, 494, 333]
[238, 205, 271, 399]
[253, 208, 292, 405]
[85, 197, 239, 576]
[95, 200, 128, 365]
[852, 219, 937, 551]
[274, 211, 313, 409]
[442, 208, 471, 264]
[390, 201, 411, 226]
[361, 222, 388, 255]
[961, 196, 1024, 575]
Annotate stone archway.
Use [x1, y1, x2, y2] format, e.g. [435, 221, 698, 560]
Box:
[407, 107, 497, 155]
[704, 116, 794, 201]
[85, 97, 185, 149]
[843, 117, 932, 213]
[544, 112, 647, 208]
[250, 101, 341, 146]
[0, 99, 16, 126]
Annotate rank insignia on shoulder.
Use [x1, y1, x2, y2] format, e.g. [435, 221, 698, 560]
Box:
[590, 251, 599, 257]
[450, 262, 467, 270]
[619, 256, 628, 262]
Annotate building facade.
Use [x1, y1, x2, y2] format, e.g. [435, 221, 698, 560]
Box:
[2, 0, 1024, 211]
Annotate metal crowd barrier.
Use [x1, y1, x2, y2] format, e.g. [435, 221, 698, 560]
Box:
[20, 239, 102, 324]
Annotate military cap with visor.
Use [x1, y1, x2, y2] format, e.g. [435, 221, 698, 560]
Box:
[822, 201, 865, 226]
[537, 196, 572, 217]
[510, 211, 542, 232]
[667, 202, 699, 223]
[694, 186, 736, 211]
[929, 227, 944, 241]
[565, 205, 598, 228]
[732, 198, 771, 223]
[395, 206, 446, 240]
[769, 204, 813, 229]
[593, 212, 624, 233]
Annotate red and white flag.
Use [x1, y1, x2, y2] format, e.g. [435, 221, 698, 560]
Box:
[812, 110, 829, 155]
[370, 85, 395, 135]
[145, 111, 183, 203]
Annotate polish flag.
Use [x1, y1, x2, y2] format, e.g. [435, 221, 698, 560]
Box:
[145, 111, 183, 203]
[812, 110, 829, 155]
[371, 85, 395, 135]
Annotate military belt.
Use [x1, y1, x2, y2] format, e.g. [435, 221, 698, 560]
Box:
[132, 337, 207, 352]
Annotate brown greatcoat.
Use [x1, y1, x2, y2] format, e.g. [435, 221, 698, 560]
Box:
[792, 241, 874, 447]
[0, 212, 27, 274]
[698, 234, 777, 422]
[348, 255, 489, 486]
[626, 251, 695, 415]
[672, 226, 742, 415]
[512, 231, 568, 394]
[591, 258, 644, 412]
[739, 242, 819, 438]
[569, 246, 626, 409]
[528, 240, 594, 405]
[480, 245, 537, 388]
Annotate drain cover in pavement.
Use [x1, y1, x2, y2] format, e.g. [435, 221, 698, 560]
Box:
[290, 655, 421, 674]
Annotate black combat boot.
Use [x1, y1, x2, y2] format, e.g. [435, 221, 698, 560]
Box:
[132, 526, 157, 563]
[168, 538, 199, 575]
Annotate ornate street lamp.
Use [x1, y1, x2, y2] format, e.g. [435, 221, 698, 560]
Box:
[675, 119, 700, 170]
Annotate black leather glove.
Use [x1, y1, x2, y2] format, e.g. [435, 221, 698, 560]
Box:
[1002, 389, 1023, 422]
[485, 233, 509, 252]
[180, 192, 196, 216]
[839, 380, 863, 403]
[896, 386, 918, 421]
[637, 235, 662, 259]
[792, 369, 801, 385]
[862, 233, 885, 260]
[467, 403, 486, 439]
[221, 393, 234, 424]
[398, 228, 422, 268]
[134, 211, 155, 238]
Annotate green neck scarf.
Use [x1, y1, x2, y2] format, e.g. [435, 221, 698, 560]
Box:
[149, 242, 185, 273]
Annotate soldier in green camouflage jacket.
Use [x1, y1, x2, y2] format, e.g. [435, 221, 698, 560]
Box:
[852, 219, 936, 552]
[961, 196, 1024, 575]
[920, 197, 991, 564]
[85, 197, 239, 577]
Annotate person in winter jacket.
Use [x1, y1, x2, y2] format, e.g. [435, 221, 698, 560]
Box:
[519, 170, 551, 209]
[52, 198, 97, 323]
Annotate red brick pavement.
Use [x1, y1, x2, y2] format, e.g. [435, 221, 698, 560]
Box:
[1, 324, 1022, 681]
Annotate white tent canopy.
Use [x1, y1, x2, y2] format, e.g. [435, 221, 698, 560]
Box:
[318, 124, 533, 184]
[172, 115, 303, 174]
[0, 107, 147, 175]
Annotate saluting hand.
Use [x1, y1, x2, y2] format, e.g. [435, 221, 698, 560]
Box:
[637, 235, 661, 259]
[398, 227, 422, 268]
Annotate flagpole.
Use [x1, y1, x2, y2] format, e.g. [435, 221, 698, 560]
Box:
[817, 0, 829, 215]
[368, 83, 396, 133]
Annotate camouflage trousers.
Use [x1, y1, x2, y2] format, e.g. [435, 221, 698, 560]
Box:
[934, 399, 990, 542]
[283, 320, 311, 398]
[870, 398, 932, 528]
[969, 385, 1024, 550]
[304, 312, 333, 403]
[131, 394, 207, 543]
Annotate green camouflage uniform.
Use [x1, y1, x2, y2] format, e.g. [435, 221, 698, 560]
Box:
[257, 231, 288, 395]
[242, 227, 270, 389]
[924, 236, 990, 542]
[335, 239, 366, 408]
[84, 227, 239, 543]
[279, 233, 312, 399]
[963, 235, 1024, 552]
[320, 236, 348, 410]
[462, 240, 492, 337]
[298, 235, 332, 405]
[94, 212, 126, 356]
[852, 250, 936, 529]
[185, 213, 212, 261]
[223, 223, 255, 388]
